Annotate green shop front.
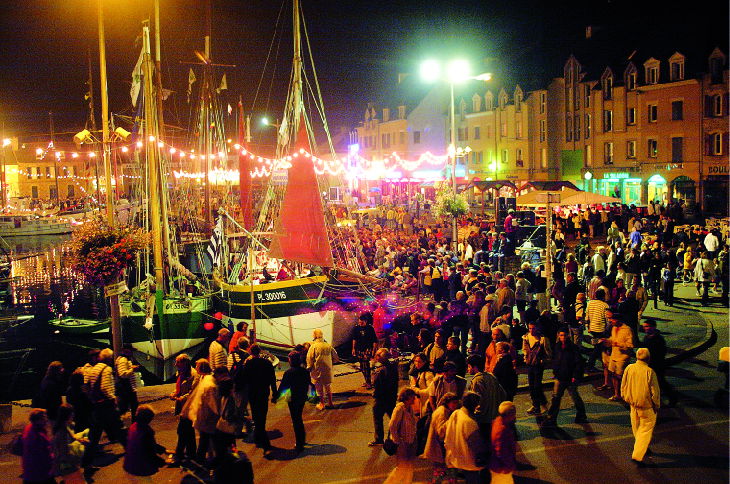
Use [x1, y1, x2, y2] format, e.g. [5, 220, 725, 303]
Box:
[581, 170, 673, 206]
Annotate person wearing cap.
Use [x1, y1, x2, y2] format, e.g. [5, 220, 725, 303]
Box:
[620, 348, 660, 466]
[605, 313, 634, 402]
[209, 328, 230, 372]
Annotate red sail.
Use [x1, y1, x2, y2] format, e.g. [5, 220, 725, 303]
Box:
[238, 100, 253, 229]
[268, 114, 334, 267]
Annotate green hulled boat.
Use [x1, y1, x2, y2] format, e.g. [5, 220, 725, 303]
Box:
[49, 316, 110, 336]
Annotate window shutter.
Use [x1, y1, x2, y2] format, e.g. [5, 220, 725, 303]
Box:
[724, 94, 730, 116]
[705, 135, 712, 156]
[705, 96, 713, 117]
[723, 133, 730, 155]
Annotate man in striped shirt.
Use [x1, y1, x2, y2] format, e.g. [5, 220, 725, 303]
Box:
[209, 328, 230, 372]
[585, 288, 609, 374]
[82, 348, 127, 470]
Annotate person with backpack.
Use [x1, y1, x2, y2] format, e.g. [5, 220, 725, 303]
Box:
[81, 348, 126, 471]
[275, 351, 311, 453]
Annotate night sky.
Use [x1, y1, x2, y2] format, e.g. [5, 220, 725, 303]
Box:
[0, 0, 727, 141]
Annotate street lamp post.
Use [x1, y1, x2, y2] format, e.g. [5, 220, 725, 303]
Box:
[421, 60, 491, 257]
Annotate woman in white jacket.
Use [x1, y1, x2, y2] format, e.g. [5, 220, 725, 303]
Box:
[384, 388, 419, 484]
[421, 393, 460, 481]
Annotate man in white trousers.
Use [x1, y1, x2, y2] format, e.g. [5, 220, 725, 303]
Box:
[620, 347, 660, 466]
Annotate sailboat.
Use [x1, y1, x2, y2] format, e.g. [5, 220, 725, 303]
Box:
[119, 23, 213, 381]
[213, 0, 382, 350]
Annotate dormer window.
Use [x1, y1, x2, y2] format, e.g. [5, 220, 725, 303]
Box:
[669, 53, 685, 82]
[382, 108, 390, 122]
[472, 94, 482, 113]
[498, 90, 508, 109]
[485, 91, 494, 110]
[514, 86, 523, 112]
[644, 58, 660, 85]
[709, 48, 726, 84]
[625, 63, 638, 91]
[602, 74, 613, 100]
[398, 105, 406, 120]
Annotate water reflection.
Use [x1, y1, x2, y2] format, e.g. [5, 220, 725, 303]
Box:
[0, 234, 108, 400]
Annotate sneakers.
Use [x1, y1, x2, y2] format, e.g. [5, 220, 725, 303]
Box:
[368, 440, 384, 447]
[608, 395, 622, 402]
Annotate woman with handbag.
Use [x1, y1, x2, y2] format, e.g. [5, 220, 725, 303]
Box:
[384, 388, 419, 484]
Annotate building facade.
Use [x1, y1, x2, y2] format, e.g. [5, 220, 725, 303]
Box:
[8, 141, 94, 204]
[557, 48, 728, 214]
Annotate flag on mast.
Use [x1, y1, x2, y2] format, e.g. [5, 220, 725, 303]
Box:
[130, 48, 144, 107]
[216, 74, 228, 94]
[187, 68, 197, 103]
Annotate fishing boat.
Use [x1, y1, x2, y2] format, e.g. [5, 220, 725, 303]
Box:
[0, 214, 75, 236]
[213, 0, 382, 350]
[48, 316, 110, 335]
[119, 23, 214, 380]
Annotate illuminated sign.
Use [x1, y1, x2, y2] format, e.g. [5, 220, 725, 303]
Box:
[603, 173, 629, 179]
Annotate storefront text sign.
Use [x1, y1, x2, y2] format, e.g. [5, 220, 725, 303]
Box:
[708, 165, 728, 174]
[603, 173, 629, 179]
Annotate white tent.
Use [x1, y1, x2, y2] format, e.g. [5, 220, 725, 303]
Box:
[516, 188, 580, 207]
[559, 191, 622, 206]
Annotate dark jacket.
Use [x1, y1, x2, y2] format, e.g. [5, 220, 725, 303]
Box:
[372, 359, 399, 407]
[642, 332, 667, 372]
[243, 356, 277, 399]
[444, 349, 466, 377]
[21, 423, 53, 482]
[277, 366, 311, 404]
[33, 375, 65, 421]
[551, 340, 584, 382]
[123, 421, 165, 476]
[492, 354, 518, 400]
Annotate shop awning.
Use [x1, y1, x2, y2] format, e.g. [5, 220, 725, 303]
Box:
[518, 181, 579, 193]
[517, 188, 580, 206]
[467, 180, 518, 192]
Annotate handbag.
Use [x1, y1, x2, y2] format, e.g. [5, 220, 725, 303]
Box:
[383, 431, 398, 456]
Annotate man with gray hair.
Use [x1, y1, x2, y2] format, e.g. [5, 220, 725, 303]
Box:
[620, 348, 660, 466]
[209, 328, 230, 371]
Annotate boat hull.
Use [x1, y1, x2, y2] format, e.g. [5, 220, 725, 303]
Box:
[120, 294, 213, 380]
[0, 219, 72, 236]
[213, 273, 362, 349]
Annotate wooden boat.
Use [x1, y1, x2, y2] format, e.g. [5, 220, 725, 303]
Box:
[0, 214, 74, 236]
[48, 316, 110, 335]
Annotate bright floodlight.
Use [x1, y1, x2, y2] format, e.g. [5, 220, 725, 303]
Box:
[420, 60, 441, 83]
[261, 117, 270, 126]
[447, 59, 471, 84]
[2, 138, 11, 147]
[474, 73, 492, 81]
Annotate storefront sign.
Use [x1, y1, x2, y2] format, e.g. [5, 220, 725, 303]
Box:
[708, 165, 728, 174]
[603, 173, 629, 179]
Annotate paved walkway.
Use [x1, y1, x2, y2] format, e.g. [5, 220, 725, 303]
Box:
[0, 284, 725, 483]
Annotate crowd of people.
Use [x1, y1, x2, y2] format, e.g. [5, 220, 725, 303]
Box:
[13, 199, 727, 483]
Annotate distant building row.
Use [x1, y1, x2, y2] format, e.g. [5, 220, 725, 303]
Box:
[353, 48, 729, 215]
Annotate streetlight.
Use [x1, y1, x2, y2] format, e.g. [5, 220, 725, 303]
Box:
[421, 59, 491, 255]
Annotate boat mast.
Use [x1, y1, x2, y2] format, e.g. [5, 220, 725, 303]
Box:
[142, 23, 165, 290]
[203, 0, 213, 228]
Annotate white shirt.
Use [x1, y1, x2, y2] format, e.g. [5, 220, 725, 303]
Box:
[704, 233, 719, 252]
